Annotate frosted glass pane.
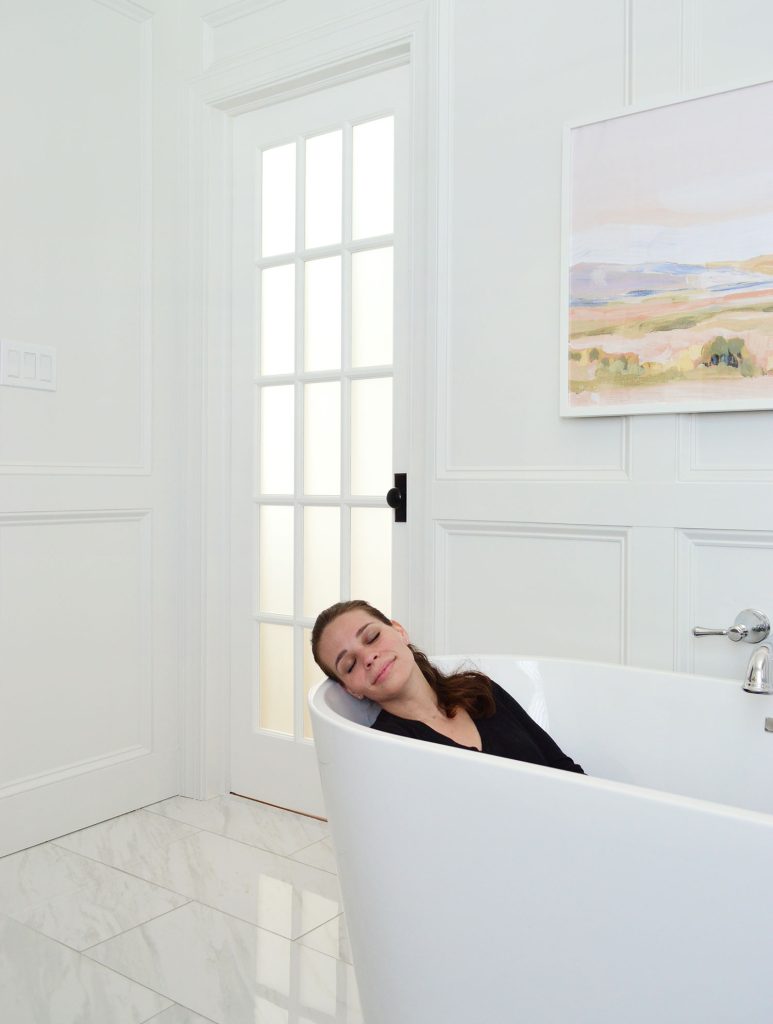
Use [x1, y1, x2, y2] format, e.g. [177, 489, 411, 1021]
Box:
[259, 623, 293, 734]
[260, 506, 294, 615]
[352, 247, 393, 367]
[304, 257, 341, 371]
[304, 382, 340, 495]
[351, 378, 392, 496]
[262, 143, 296, 258]
[260, 385, 294, 494]
[305, 130, 342, 249]
[303, 507, 340, 618]
[303, 627, 318, 740]
[351, 508, 391, 617]
[260, 264, 295, 375]
[352, 117, 394, 240]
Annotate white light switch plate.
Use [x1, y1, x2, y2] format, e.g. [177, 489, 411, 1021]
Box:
[1, 339, 56, 391]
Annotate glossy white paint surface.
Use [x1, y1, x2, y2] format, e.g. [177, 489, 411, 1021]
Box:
[310, 656, 773, 1024]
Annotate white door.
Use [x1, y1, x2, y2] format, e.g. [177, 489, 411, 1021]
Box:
[230, 66, 412, 816]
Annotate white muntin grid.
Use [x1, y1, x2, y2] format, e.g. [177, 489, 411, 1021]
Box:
[253, 116, 396, 740]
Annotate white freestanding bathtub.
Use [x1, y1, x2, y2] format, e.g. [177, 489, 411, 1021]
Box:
[309, 655, 773, 1024]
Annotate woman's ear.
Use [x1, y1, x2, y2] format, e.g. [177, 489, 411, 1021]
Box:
[391, 619, 409, 643]
[346, 690, 364, 701]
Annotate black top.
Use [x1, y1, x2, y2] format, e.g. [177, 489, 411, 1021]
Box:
[371, 681, 584, 774]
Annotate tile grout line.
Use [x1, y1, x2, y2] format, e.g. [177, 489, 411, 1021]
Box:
[81, 899, 196, 954]
[141, 1003, 217, 1024]
[46, 839, 206, 905]
[44, 828, 341, 935]
[83, 896, 352, 968]
[137, 808, 335, 867]
[4, 913, 180, 1012]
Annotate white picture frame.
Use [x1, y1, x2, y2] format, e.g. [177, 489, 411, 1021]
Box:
[561, 79, 773, 417]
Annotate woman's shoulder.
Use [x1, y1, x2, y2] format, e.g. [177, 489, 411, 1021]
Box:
[488, 680, 529, 716]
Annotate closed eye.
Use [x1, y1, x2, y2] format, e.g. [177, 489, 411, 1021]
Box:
[344, 630, 379, 673]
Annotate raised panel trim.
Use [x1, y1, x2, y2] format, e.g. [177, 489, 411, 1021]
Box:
[0, 746, 151, 800]
[434, 3, 631, 483]
[0, 5, 153, 475]
[680, 0, 702, 92]
[434, 520, 629, 657]
[92, 0, 154, 22]
[677, 416, 773, 481]
[200, 0, 416, 75]
[623, 0, 634, 106]
[0, 509, 154, 794]
[203, 0, 286, 28]
[675, 528, 773, 671]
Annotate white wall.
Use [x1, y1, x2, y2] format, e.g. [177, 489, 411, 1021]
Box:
[5, 0, 772, 824]
[0, 0, 191, 850]
[187, 0, 773, 777]
[432, 0, 773, 683]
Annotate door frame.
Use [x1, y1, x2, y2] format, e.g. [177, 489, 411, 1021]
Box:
[182, 2, 441, 800]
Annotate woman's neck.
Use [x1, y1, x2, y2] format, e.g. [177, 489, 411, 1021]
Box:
[379, 670, 445, 722]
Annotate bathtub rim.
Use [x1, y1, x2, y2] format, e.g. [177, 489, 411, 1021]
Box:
[309, 653, 773, 828]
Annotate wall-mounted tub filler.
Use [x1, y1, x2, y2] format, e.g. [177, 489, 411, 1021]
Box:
[692, 607, 772, 693]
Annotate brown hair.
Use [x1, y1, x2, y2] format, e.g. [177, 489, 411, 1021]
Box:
[311, 599, 496, 720]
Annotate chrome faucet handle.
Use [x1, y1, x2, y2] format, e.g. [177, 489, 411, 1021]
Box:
[692, 608, 770, 644]
[692, 625, 741, 639]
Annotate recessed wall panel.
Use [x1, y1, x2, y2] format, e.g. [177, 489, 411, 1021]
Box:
[678, 529, 773, 679]
[441, 524, 626, 662]
[695, 0, 773, 89]
[680, 413, 773, 480]
[0, 0, 148, 470]
[446, 0, 626, 475]
[0, 514, 149, 788]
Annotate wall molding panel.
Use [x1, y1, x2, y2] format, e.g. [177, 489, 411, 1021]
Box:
[92, 0, 154, 22]
[434, 0, 631, 483]
[0, 744, 152, 801]
[676, 528, 773, 675]
[679, 0, 702, 92]
[0, 2, 153, 475]
[678, 415, 773, 481]
[434, 520, 629, 662]
[623, 0, 635, 105]
[0, 509, 154, 794]
[200, 0, 419, 74]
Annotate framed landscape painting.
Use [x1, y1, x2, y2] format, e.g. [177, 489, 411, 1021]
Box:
[561, 79, 773, 417]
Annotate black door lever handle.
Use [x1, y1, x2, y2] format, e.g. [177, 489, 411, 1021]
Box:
[385, 472, 407, 523]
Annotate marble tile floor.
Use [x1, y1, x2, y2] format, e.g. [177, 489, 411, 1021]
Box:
[0, 795, 359, 1024]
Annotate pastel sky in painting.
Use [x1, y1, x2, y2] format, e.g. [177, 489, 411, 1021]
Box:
[571, 80, 773, 265]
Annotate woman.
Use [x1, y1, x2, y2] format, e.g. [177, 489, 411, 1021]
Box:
[312, 599, 584, 774]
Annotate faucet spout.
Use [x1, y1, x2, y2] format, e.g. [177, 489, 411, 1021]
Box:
[744, 644, 772, 694]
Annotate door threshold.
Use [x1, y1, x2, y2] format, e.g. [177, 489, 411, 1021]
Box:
[230, 791, 328, 823]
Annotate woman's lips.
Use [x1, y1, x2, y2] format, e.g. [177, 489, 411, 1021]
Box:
[373, 658, 394, 685]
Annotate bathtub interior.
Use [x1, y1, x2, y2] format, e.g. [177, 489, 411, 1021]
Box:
[317, 654, 773, 817]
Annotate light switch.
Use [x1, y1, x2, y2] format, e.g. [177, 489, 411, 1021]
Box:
[7, 347, 20, 377]
[1, 340, 56, 391]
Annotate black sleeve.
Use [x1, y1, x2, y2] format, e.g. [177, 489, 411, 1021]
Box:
[491, 683, 585, 774]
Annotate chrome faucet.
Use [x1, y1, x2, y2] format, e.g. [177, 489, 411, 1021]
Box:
[692, 608, 772, 694]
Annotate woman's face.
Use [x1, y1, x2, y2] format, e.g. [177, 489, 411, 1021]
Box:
[317, 608, 419, 701]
